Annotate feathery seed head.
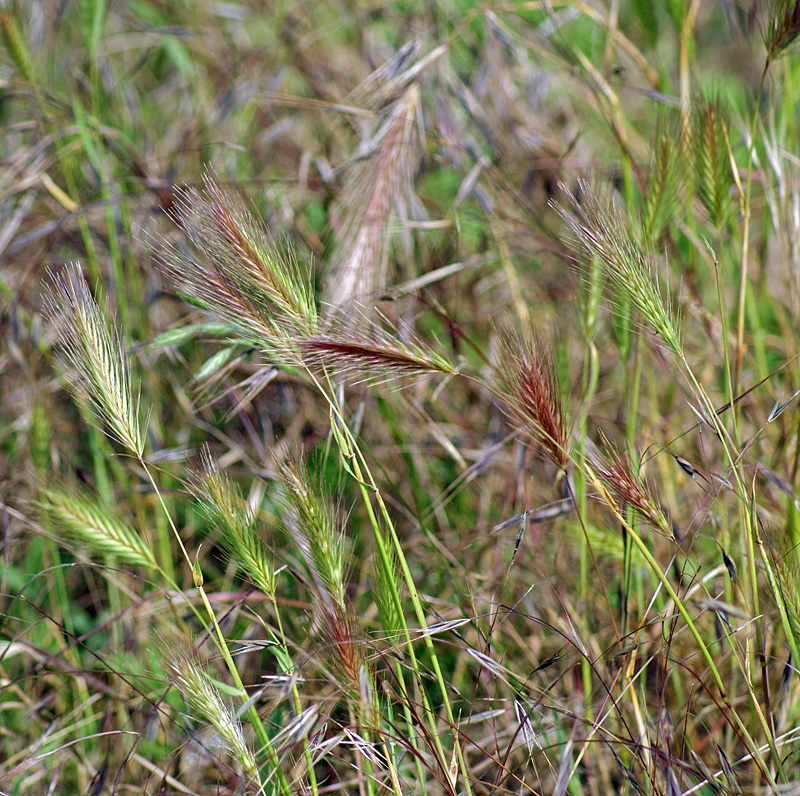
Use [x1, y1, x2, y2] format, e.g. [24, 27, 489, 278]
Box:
[299, 319, 458, 384]
[161, 637, 260, 784]
[192, 449, 276, 598]
[766, 0, 800, 61]
[0, 12, 34, 83]
[327, 84, 421, 315]
[586, 436, 670, 535]
[554, 183, 683, 357]
[497, 327, 570, 472]
[641, 115, 682, 245]
[44, 264, 144, 456]
[40, 487, 157, 569]
[154, 171, 318, 353]
[279, 460, 348, 611]
[689, 94, 732, 228]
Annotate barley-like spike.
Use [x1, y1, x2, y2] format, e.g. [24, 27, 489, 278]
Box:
[327, 85, 421, 315]
[497, 326, 570, 472]
[586, 434, 670, 535]
[641, 114, 682, 245]
[766, 0, 800, 61]
[554, 182, 683, 357]
[0, 12, 34, 83]
[44, 264, 145, 456]
[155, 170, 318, 355]
[193, 449, 276, 599]
[41, 488, 156, 569]
[160, 637, 261, 785]
[279, 460, 348, 611]
[299, 333, 457, 382]
[690, 94, 732, 228]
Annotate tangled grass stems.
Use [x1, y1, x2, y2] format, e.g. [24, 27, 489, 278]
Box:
[15, 4, 800, 791]
[43, 265, 295, 796]
[155, 171, 471, 791]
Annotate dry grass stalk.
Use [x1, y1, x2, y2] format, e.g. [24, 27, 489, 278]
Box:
[43, 264, 144, 456]
[326, 84, 421, 315]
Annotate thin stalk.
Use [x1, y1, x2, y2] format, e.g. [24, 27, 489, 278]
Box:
[195, 586, 287, 794]
[576, 263, 602, 712]
[315, 373, 469, 794]
[583, 465, 777, 785]
[664, 360, 785, 778]
[270, 600, 320, 796]
[735, 62, 769, 394]
[712, 238, 740, 448]
[140, 461, 291, 796]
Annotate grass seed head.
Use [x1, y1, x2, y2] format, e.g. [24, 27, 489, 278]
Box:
[279, 459, 348, 611]
[689, 93, 733, 228]
[155, 171, 318, 355]
[299, 318, 458, 384]
[641, 114, 683, 245]
[40, 487, 157, 569]
[43, 264, 145, 457]
[160, 636, 260, 785]
[766, 0, 800, 61]
[326, 84, 420, 315]
[586, 435, 670, 534]
[554, 183, 683, 357]
[497, 326, 570, 472]
[192, 449, 276, 599]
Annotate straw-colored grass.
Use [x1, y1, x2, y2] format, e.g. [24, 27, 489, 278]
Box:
[4, 1, 800, 794]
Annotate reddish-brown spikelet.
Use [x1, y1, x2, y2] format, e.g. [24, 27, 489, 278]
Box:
[299, 335, 456, 380]
[767, 0, 800, 61]
[316, 603, 377, 728]
[498, 329, 569, 472]
[154, 171, 317, 349]
[204, 181, 300, 316]
[588, 436, 667, 532]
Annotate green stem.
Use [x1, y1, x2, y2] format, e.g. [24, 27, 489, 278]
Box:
[270, 597, 320, 796]
[735, 60, 769, 394]
[318, 377, 470, 794]
[140, 460, 291, 796]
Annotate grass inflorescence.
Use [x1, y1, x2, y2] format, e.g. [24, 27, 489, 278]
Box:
[5, 2, 800, 794]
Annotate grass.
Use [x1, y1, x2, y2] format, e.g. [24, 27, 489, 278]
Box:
[4, 1, 800, 794]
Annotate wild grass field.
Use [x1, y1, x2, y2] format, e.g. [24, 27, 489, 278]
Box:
[3, 0, 800, 794]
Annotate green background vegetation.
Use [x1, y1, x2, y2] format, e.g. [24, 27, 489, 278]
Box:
[3, 0, 800, 794]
